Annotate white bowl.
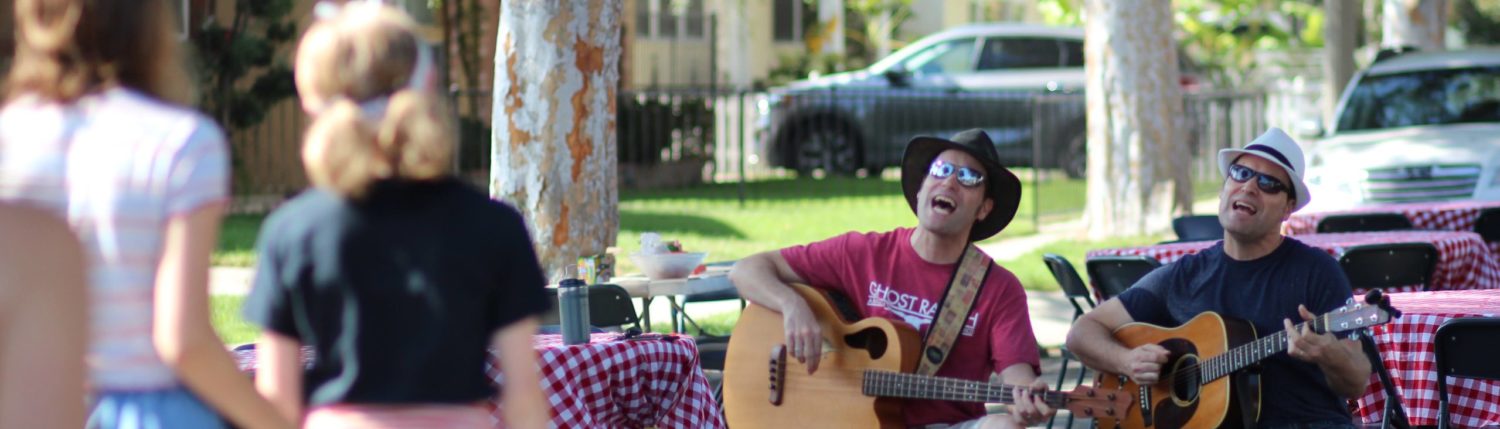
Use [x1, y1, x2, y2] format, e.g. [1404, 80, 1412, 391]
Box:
[631, 252, 708, 280]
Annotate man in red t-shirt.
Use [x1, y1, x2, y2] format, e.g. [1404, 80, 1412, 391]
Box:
[730, 129, 1053, 428]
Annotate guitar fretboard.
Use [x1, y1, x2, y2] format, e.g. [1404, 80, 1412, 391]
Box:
[1199, 316, 1329, 382]
[860, 370, 1068, 407]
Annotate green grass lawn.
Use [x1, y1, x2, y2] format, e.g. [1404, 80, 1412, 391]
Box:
[212, 295, 257, 345]
[214, 176, 1092, 271]
[211, 175, 1203, 337]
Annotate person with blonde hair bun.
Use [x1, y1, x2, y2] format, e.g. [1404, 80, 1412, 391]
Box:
[243, 3, 550, 428]
[0, 0, 294, 428]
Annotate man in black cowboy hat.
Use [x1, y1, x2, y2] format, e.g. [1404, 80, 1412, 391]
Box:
[731, 129, 1054, 428]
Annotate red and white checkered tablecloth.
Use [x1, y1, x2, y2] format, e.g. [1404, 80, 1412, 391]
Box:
[235, 333, 725, 429]
[1354, 289, 1500, 428]
[1285, 200, 1500, 255]
[1086, 231, 1500, 292]
[497, 333, 725, 429]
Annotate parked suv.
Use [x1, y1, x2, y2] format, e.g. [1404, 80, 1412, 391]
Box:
[1302, 48, 1500, 211]
[756, 24, 1090, 177]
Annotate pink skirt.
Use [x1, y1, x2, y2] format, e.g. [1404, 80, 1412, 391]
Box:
[303, 403, 492, 429]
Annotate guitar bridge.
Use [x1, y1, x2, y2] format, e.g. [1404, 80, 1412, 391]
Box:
[769, 345, 788, 405]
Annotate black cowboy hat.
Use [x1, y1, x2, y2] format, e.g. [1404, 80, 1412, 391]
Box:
[901, 129, 1022, 242]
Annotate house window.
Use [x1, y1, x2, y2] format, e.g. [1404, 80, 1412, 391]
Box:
[636, 0, 653, 37]
[636, 0, 705, 40]
[174, 0, 189, 40]
[773, 0, 803, 42]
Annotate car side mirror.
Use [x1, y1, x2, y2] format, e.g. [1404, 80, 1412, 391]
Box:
[1294, 119, 1325, 139]
[883, 66, 910, 88]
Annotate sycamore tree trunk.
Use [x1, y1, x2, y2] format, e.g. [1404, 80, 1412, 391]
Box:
[817, 0, 845, 57]
[492, 0, 621, 282]
[1383, 0, 1447, 50]
[1324, 0, 1360, 124]
[1083, 0, 1187, 239]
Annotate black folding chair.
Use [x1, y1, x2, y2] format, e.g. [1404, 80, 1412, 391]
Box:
[1471, 207, 1500, 242]
[1338, 243, 1438, 292]
[1317, 213, 1414, 233]
[1172, 214, 1223, 242]
[1042, 254, 1094, 429]
[1435, 317, 1500, 429]
[1084, 255, 1162, 301]
[587, 284, 642, 332]
[1358, 329, 1412, 429]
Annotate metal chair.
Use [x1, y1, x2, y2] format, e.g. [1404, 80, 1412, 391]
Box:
[1471, 207, 1500, 242]
[1041, 253, 1094, 429]
[1172, 214, 1223, 242]
[538, 284, 640, 334]
[1084, 255, 1162, 301]
[1338, 243, 1437, 292]
[1316, 213, 1414, 233]
[587, 284, 642, 332]
[1435, 317, 1500, 429]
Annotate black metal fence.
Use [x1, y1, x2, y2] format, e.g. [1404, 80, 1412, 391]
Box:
[231, 86, 1267, 216]
[450, 86, 1266, 188]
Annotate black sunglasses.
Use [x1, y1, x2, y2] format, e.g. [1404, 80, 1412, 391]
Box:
[928, 159, 985, 188]
[1227, 163, 1293, 197]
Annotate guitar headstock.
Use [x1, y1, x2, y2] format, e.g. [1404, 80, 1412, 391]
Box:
[1322, 295, 1398, 339]
[1063, 385, 1133, 420]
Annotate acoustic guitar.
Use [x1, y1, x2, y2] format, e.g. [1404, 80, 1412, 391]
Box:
[1094, 291, 1397, 429]
[723, 283, 1132, 428]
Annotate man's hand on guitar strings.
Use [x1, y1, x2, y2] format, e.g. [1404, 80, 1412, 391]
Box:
[1284, 304, 1341, 364]
[1009, 379, 1055, 427]
[1123, 344, 1171, 386]
[782, 299, 824, 374]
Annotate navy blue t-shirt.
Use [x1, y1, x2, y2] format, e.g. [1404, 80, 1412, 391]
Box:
[1117, 238, 1356, 426]
[243, 179, 550, 406]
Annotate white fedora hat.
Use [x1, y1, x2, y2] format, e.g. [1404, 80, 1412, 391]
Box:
[1217, 127, 1311, 212]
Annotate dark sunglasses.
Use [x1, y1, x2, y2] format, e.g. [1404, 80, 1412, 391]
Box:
[1227, 163, 1293, 197]
[928, 159, 985, 188]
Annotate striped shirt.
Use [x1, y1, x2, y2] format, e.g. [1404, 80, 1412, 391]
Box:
[0, 87, 229, 390]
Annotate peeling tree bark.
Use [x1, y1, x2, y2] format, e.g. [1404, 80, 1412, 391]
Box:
[493, 0, 621, 282]
[1383, 0, 1447, 51]
[1083, 0, 1187, 239]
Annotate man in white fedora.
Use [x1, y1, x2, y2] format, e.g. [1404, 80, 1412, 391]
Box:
[1066, 128, 1372, 428]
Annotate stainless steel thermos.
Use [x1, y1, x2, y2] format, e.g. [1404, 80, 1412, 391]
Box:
[558, 278, 591, 345]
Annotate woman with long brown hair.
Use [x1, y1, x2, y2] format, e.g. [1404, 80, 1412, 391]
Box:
[0, 0, 292, 428]
[243, 3, 549, 427]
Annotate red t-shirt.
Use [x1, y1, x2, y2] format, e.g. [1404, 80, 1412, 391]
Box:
[780, 227, 1041, 427]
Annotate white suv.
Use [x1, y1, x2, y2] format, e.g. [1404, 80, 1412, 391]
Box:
[1302, 48, 1500, 211]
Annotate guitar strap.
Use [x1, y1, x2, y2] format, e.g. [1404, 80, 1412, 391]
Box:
[916, 243, 992, 376]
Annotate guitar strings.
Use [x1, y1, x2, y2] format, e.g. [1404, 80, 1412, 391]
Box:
[770, 370, 1069, 406]
[1162, 323, 1303, 382]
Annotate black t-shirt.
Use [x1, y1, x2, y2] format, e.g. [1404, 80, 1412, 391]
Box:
[243, 179, 550, 406]
[1116, 238, 1355, 426]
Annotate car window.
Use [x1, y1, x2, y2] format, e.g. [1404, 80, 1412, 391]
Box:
[901, 38, 977, 75]
[977, 37, 1062, 70]
[1336, 66, 1500, 132]
[1062, 40, 1084, 67]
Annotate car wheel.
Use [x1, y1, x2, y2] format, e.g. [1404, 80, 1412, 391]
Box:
[793, 124, 861, 177]
[1063, 131, 1087, 179]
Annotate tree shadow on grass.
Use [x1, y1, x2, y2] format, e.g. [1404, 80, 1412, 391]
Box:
[621, 210, 747, 239]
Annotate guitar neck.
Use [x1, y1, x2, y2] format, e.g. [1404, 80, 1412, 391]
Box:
[861, 370, 1068, 408]
[1200, 317, 1327, 383]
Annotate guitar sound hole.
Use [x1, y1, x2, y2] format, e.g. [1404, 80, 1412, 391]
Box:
[1170, 355, 1200, 402]
[843, 328, 888, 359]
